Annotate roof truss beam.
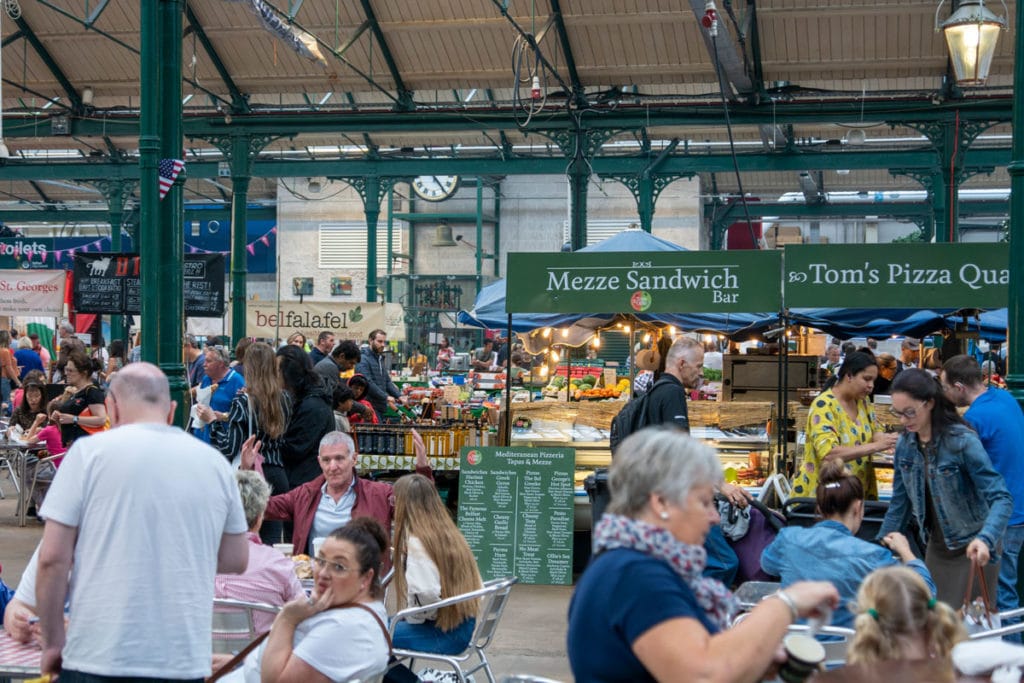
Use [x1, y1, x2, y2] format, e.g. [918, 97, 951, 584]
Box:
[85, 0, 112, 27]
[12, 14, 83, 111]
[0, 147, 1007, 182]
[548, 0, 585, 106]
[184, 2, 250, 114]
[357, 0, 413, 111]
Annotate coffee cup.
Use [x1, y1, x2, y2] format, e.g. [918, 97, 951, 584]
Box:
[778, 634, 826, 683]
[272, 542, 294, 557]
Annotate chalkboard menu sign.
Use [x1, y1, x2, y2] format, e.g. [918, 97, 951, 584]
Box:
[457, 446, 575, 585]
[73, 253, 225, 316]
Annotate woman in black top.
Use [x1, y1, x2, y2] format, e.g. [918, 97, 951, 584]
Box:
[50, 349, 106, 446]
[8, 378, 48, 434]
[276, 344, 335, 490]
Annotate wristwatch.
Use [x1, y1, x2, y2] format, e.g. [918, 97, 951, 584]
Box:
[73, 416, 79, 425]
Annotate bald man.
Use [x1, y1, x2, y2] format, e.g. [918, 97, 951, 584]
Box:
[36, 363, 248, 681]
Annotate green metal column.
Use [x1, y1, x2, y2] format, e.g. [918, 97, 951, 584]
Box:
[385, 185, 394, 302]
[493, 185, 502, 278]
[364, 176, 381, 303]
[931, 169, 949, 242]
[105, 181, 126, 344]
[939, 121, 960, 242]
[568, 155, 589, 250]
[230, 135, 252, 346]
[638, 174, 655, 233]
[1007, 0, 1024, 410]
[139, 1, 160, 363]
[156, 0, 186, 422]
[475, 177, 484, 281]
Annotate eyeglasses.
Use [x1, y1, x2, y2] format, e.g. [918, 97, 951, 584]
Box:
[889, 401, 928, 420]
[312, 556, 353, 576]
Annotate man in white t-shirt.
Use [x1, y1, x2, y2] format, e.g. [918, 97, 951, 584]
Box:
[36, 363, 249, 682]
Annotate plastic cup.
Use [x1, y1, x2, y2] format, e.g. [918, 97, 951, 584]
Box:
[312, 537, 326, 558]
[272, 543, 294, 557]
[778, 634, 826, 683]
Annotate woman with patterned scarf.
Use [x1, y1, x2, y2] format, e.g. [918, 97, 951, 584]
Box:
[568, 426, 839, 682]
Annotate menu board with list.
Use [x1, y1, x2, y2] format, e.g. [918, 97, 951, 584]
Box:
[457, 446, 575, 585]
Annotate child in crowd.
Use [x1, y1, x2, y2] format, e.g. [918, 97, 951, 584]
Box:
[848, 566, 966, 666]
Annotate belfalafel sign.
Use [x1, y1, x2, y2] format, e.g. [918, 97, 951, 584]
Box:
[506, 251, 782, 313]
[784, 244, 1008, 308]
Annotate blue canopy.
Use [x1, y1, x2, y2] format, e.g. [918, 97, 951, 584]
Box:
[457, 230, 781, 342]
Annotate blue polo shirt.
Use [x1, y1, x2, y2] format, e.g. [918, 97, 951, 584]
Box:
[965, 387, 1024, 526]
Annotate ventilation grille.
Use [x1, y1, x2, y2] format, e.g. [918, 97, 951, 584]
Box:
[562, 220, 639, 246]
[318, 223, 402, 270]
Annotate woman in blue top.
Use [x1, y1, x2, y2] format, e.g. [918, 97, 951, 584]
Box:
[567, 426, 838, 683]
[762, 458, 934, 628]
[879, 368, 1012, 606]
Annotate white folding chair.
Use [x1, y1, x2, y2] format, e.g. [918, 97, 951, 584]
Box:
[388, 576, 519, 683]
[212, 598, 281, 655]
[968, 606, 1024, 640]
[0, 444, 21, 498]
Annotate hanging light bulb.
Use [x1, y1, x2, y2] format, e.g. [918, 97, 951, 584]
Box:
[551, 350, 561, 362]
[668, 326, 677, 336]
[542, 328, 552, 339]
[539, 365, 549, 377]
[592, 337, 601, 348]
[623, 325, 631, 334]
[561, 328, 569, 338]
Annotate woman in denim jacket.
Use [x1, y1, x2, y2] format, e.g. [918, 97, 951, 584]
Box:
[879, 368, 1012, 605]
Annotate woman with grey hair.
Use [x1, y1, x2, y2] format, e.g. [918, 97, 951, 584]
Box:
[568, 426, 839, 682]
[215, 470, 305, 633]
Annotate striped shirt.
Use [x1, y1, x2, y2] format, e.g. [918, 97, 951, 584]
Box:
[212, 392, 292, 468]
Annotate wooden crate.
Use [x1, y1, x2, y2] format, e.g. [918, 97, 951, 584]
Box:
[511, 399, 625, 430]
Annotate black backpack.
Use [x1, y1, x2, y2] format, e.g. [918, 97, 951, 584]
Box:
[608, 377, 672, 455]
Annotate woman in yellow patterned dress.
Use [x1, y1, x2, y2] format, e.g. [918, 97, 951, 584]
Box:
[793, 352, 899, 499]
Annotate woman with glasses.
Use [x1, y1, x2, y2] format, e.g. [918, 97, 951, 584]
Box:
[793, 351, 899, 499]
[50, 349, 106, 447]
[879, 368, 1012, 605]
[218, 517, 391, 683]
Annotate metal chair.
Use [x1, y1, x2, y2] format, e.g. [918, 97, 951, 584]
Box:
[388, 576, 519, 683]
[967, 606, 1024, 640]
[211, 598, 281, 655]
[0, 443, 21, 499]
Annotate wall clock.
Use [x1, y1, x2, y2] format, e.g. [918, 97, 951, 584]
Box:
[412, 175, 460, 202]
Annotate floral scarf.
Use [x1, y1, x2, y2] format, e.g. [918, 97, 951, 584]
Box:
[593, 513, 738, 630]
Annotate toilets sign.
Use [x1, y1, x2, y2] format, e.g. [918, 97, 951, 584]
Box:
[506, 251, 782, 313]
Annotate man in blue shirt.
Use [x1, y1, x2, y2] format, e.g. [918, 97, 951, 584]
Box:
[192, 345, 245, 444]
[942, 355, 1024, 616]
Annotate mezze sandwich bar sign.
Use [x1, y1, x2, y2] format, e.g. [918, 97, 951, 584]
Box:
[506, 251, 782, 314]
[784, 244, 1008, 308]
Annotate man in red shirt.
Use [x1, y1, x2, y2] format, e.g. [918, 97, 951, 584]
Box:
[261, 429, 432, 557]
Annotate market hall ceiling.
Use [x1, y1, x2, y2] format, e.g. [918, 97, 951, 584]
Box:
[0, 0, 1015, 210]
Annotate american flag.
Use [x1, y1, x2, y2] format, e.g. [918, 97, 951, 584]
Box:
[158, 158, 185, 200]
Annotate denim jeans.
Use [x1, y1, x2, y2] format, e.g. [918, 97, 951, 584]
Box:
[392, 617, 475, 655]
[998, 524, 1024, 642]
[58, 671, 202, 683]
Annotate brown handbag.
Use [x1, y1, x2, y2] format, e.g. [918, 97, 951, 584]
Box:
[204, 602, 392, 683]
[960, 559, 998, 632]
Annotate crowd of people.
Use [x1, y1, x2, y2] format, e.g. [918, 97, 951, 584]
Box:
[0, 324, 490, 682]
[2, 322, 1024, 682]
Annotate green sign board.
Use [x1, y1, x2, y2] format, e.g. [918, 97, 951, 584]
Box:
[506, 251, 782, 313]
[784, 243, 1009, 308]
[457, 446, 575, 585]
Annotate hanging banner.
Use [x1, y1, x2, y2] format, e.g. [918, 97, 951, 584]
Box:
[506, 250, 782, 314]
[72, 253, 226, 316]
[0, 270, 66, 316]
[245, 301, 406, 342]
[784, 244, 1009, 308]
